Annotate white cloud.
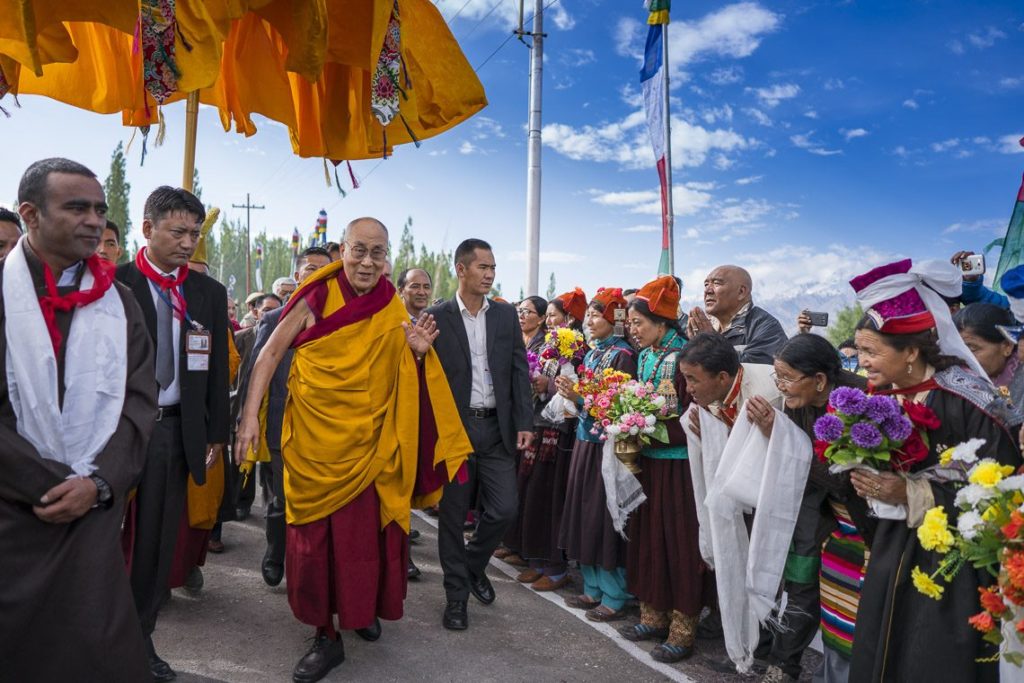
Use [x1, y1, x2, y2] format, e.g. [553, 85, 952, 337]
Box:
[735, 175, 764, 185]
[616, 2, 781, 80]
[622, 225, 660, 233]
[561, 48, 595, 67]
[998, 134, 1024, 154]
[892, 145, 912, 158]
[471, 116, 506, 141]
[701, 104, 734, 124]
[791, 132, 842, 156]
[707, 66, 744, 85]
[967, 26, 1006, 49]
[508, 251, 585, 264]
[804, 110, 819, 119]
[841, 128, 869, 141]
[588, 184, 714, 217]
[823, 77, 845, 91]
[902, 99, 919, 110]
[1000, 77, 1023, 89]
[747, 83, 801, 108]
[744, 107, 773, 127]
[947, 39, 965, 55]
[459, 141, 481, 155]
[931, 138, 961, 153]
[542, 112, 750, 171]
[942, 218, 1004, 235]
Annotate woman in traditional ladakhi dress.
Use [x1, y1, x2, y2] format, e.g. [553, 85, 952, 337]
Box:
[616, 276, 709, 663]
[954, 302, 1024, 410]
[843, 259, 1021, 683]
[557, 288, 637, 622]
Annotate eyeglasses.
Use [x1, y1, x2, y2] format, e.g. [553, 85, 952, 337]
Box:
[770, 371, 807, 389]
[345, 242, 389, 263]
[517, 308, 537, 317]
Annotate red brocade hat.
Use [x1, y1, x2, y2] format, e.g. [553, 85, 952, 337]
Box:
[636, 275, 680, 320]
[849, 259, 935, 334]
[591, 287, 627, 324]
[557, 287, 588, 322]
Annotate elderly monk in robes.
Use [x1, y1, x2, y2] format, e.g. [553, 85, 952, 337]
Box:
[0, 158, 157, 681]
[236, 217, 471, 683]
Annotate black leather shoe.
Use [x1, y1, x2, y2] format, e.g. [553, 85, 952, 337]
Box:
[354, 617, 381, 642]
[408, 557, 422, 580]
[236, 505, 251, 521]
[149, 653, 176, 682]
[442, 600, 468, 630]
[292, 632, 345, 683]
[262, 552, 284, 587]
[183, 566, 204, 594]
[409, 528, 421, 542]
[469, 572, 495, 605]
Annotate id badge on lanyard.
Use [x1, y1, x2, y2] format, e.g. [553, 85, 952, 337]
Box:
[158, 285, 211, 372]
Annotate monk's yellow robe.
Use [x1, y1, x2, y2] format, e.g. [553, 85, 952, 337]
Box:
[281, 260, 471, 532]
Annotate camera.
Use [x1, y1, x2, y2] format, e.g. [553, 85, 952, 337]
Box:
[804, 311, 829, 327]
[960, 254, 985, 275]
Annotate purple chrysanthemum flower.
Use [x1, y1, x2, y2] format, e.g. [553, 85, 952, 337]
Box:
[850, 422, 883, 449]
[829, 386, 869, 416]
[864, 395, 899, 423]
[814, 414, 845, 442]
[881, 415, 913, 443]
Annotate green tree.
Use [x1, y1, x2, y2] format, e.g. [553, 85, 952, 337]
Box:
[192, 168, 202, 201]
[546, 272, 557, 300]
[490, 282, 503, 298]
[394, 219, 416, 276]
[103, 142, 132, 264]
[827, 304, 863, 346]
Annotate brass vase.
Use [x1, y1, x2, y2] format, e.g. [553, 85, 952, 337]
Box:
[614, 436, 642, 474]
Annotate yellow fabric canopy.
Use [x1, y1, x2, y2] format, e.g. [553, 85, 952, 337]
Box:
[281, 261, 471, 530]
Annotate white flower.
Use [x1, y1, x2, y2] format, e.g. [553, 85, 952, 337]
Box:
[643, 426, 655, 434]
[606, 425, 621, 436]
[652, 395, 666, 407]
[951, 438, 986, 465]
[955, 483, 998, 509]
[957, 510, 984, 541]
[997, 475, 1024, 493]
[629, 426, 640, 436]
[645, 414, 657, 426]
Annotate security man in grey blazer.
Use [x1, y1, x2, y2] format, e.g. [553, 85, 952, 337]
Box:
[425, 238, 533, 631]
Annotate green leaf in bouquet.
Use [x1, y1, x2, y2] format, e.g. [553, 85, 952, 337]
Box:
[983, 630, 1005, 647]
[1004, 652, 1024, 668]
[650, 422, 669, 444]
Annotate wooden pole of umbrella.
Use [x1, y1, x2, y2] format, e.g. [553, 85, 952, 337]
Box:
[182, 92, 200, 192]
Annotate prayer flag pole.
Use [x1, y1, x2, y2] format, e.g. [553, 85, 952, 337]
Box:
[641, 1, 673, 276]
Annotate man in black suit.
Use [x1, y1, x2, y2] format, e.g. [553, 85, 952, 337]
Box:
[116, 186, 230, 682]
[426, 238, 533, 631]
[238, 246, 331, 586]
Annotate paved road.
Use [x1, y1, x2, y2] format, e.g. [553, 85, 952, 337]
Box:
[154, 506, 820, 682]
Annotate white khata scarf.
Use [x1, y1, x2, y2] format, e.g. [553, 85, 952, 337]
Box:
[3, 238, 127, 476]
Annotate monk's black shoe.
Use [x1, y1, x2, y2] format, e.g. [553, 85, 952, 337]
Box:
[442, 600, 468, 630]
[408, 557, 422, 580]
[148, 649, 176, 682]
[293, 632, 345, 683]
[354, 617, 382, 642]
[262, 552, 284, 587]
[469, 572, 495, 605]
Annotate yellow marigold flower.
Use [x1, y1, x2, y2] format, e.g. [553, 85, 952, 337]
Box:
[983, 504, 1000, 522]
[1015, 491, 1024, 507]
[917, 507, 954, 553]
[969, 461, 1015, 488]
[939, 448, 955, 466]
[911, 566, 944, 600]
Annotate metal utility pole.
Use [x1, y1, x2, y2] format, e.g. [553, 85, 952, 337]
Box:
[519, 0, 544, 296]
[232, 193, 265, 295]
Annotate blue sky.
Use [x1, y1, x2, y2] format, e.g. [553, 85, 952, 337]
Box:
[1, 0, 1021, 316]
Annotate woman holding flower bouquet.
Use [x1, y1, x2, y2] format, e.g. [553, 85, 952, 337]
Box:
[617, 276, 710, 664]
[547, 287, 587, 334]
[557, 288, 638, 622]
[503, 292, 587, 589]
[844, 260, 1022, 683]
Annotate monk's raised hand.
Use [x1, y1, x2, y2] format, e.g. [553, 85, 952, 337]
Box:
[403, 315, 439, 356]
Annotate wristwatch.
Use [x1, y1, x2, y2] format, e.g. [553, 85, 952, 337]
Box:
[89, 475, 113, 509]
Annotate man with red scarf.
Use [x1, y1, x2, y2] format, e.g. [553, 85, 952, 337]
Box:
[116, 186, 230, 681]
[0, 158, 157, 680]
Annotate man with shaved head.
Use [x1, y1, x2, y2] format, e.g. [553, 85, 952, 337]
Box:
[235, 217, 471, 681]
[687, 264, 787, 364]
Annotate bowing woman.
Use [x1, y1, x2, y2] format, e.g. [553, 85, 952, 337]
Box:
[556, 289, 637, 622]
[845, 260, 1022, 683]
[617, 276, 708, 664]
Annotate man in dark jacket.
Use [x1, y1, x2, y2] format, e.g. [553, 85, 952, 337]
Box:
[687, 264, 787, 364]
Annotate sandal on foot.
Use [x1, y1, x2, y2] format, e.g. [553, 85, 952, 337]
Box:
[503, 553, 528, 567]
[585, 606, 627, 622]
[617, 623, 669, 642]
[651, 643, 694, 663]
[563, 595, 601, 610]
[516, 569, 543, 583]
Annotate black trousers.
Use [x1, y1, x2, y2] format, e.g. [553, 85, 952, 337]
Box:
[129, 415, 189, 637]
[264, 448, 286, 564]
[438, 415, 518, 601]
